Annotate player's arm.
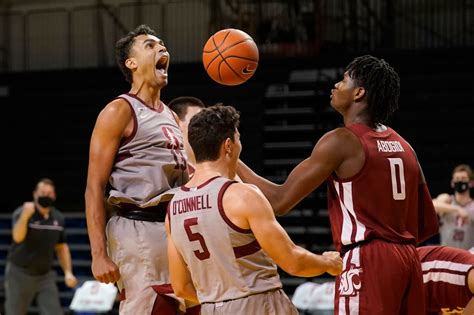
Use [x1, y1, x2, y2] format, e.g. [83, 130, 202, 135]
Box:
[237, 129, 349, 215]
[465, 268, 474, 314]
[84, 99, 131, 283]
[12, 203, 35, 243]
[54, 243, 77, 288]
[224, 183, 342, 277]
[165, 216, 199, 304]
[433, 193, 469, 221]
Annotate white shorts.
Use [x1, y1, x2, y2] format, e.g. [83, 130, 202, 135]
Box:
[106, 215, 185, 314]
[200, 289, 298, 315]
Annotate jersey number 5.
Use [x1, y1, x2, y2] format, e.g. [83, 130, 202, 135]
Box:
[184, 217, 211, 260]
[388, 158, 406, 200]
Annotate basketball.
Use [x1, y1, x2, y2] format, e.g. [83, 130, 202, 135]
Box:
[202, 28, 259, 86]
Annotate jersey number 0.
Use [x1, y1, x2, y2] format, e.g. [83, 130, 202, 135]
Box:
[388, 158, 406, 200]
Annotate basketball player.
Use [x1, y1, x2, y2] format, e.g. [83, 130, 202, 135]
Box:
[166, 105, 343, 315]
[85, 25, 189, 314]
[237, 55, 439, 314]
[168, 96, 206, 174]
[417, 245, 474, 314]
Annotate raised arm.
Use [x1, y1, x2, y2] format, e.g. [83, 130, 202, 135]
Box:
[84, 99, 131, 283]
[224, 183, 342, 277]
[237, 128, 350, 215]
[12, 203, 35, 243]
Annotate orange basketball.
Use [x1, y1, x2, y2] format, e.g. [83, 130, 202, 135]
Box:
[203, 29, 259, 86]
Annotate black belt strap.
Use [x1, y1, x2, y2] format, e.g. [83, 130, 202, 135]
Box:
[115, 202, 168, 222]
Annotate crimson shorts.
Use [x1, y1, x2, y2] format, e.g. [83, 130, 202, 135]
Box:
[334, 240, 424, 314]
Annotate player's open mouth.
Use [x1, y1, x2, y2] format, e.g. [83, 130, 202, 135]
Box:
[156, 55, 169, 75]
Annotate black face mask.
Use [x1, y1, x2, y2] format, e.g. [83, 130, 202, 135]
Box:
[37, 196, 54, 208]
[453, 181, 469, 193]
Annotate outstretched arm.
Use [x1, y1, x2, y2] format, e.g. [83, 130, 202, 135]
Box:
[85, 99, 131, 284]
[433, 194, 469, 223]
[224, 183, 342, 277]
[237, 129, 349, 215]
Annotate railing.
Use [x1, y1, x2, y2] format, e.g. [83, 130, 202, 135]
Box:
[0, 0, 472, 72]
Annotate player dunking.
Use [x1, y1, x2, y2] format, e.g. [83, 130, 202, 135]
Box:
[166, 105, 342, 315]
[237, 55, 439, 314]
[85, 25, 190, 314]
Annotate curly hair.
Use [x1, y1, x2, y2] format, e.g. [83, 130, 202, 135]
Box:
[188, 105, 240, 163]
[346, 55, 400, 124]
[115, 24, 157, 84]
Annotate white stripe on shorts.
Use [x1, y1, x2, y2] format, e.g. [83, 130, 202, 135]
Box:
[338, 247, 361, 315]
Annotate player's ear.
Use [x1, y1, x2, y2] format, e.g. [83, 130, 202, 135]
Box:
[224, 138, 232, 155]
[125, 58, 137, 70]
[354, 87, 366, 102]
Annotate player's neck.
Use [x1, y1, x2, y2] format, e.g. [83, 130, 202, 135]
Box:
[37, 206, 50, 219]
[191, 162, 234, 184]
[344, 105, 372, 127]
[454, 192, 472, 205]
[129, 85, 162, 109]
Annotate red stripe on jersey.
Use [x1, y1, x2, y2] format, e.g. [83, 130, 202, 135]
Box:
[233, 239, 261, 258]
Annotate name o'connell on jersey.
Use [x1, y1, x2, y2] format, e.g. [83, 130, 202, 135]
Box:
[377, 140, 404, 153]
[172, 194, 211, 215]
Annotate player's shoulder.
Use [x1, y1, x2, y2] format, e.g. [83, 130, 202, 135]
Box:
[226, 181, 263, 197]
[106, 97, 132, 111]
[313, 127, 360, 156]
[321, 127, 359, 144]
[51, 207, 65, 220]
[224, 182, 268, 205]
[98, 97, 133, 120]
[325, 126, 353, 138]
[12, 206, 23, 217]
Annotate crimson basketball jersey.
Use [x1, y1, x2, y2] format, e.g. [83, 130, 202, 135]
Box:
[168, 176, 282, 304]
[108, 94, 189, 208]
[417, 245, 474, 314]
[327, 123, 438, 252]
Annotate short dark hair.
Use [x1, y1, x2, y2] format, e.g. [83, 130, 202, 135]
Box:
[188, 105, 240, 163]
[168, 96, 206, 120]
[345, 55, 400, 124]
[36, 178, 55, 190]
[115, 24, 157, 84]
[453, 164, 473, 180]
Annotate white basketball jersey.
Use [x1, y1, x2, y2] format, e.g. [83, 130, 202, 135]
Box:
[108, 94, 189, 208]
[169, 176, 282, 303]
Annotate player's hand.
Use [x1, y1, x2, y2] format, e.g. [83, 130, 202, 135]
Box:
[65, 272, 78, 288]
[21, 202, 35, 219]
[91, 255, 121, 284]
[323, 251, 343, 276]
